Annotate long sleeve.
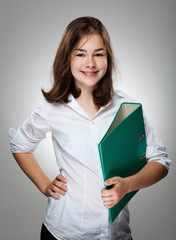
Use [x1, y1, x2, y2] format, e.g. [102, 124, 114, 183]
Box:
[144, 114, 171, 170]
[8, 100, 50, 153]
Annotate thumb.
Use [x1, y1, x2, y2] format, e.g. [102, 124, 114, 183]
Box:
[105, 177, 120, 186]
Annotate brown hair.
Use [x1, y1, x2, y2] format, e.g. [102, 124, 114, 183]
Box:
[42, 16, 116, 106]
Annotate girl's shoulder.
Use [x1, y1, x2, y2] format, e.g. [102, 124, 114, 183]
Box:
[41, 97, 63, 111]
[41, 95, 74, 119]
[113, 89, 141, 103]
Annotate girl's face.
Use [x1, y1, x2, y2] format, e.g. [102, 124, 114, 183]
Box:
[70, 34, 108, 92]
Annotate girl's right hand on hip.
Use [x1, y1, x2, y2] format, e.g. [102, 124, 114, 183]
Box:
[45, 174, 68, 199]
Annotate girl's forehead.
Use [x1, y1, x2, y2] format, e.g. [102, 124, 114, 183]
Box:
[75, 34, 105, 49]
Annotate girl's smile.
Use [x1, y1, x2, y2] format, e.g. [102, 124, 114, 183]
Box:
[81, 70, 99, 77]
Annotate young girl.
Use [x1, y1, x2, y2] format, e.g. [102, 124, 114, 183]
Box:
[9, 17, 170, 240]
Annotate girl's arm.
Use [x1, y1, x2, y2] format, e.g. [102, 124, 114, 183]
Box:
[13, 153, 67, 199]
[101, 161, 168, 209]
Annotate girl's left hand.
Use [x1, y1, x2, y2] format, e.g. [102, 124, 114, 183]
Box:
[101, 177, 129, 209]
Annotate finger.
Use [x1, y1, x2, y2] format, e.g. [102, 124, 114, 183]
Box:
[101, 188, 113, 197]
[101, 195, 114, 202]
[105, 177, 120, 186]
[48, 188, 61, 200]
[50, 184, 67, 196]
[57, 174, 67, 183]
[103, 200, 115, 209]
[104, 202, 115, 209]
[53, 179, 68, 192]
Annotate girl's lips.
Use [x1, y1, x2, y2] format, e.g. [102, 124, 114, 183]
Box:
[81, 71, 98, 77]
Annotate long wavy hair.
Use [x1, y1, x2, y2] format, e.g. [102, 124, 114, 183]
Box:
[42, 16, 116, 106]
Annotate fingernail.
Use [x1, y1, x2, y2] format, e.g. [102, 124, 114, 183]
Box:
[106, 180, 110, 184]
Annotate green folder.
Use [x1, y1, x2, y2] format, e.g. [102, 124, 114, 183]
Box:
[98, 102, 147, 223]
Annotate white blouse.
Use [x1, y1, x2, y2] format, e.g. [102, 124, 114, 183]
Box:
[9, 90, 171, 240]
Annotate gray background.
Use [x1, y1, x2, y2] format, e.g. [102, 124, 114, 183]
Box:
[1, 0, 176, 239]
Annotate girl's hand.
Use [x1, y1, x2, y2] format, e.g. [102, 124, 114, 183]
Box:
[101, 177, 129, 209]
[45, 174, 68, 200]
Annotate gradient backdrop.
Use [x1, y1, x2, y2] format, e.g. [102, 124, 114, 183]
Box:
[1, 0, 176, 239]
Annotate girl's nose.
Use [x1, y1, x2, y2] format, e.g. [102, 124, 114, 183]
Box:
[85, 56, 95, 68]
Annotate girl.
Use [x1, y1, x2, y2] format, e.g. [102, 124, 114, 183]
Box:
[9, 17, 170, 240]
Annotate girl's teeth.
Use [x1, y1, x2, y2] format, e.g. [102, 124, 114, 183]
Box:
[84, 72, 97, 76]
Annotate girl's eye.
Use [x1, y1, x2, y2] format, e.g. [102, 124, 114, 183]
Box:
[75, 53, 105, 57]
[94, 53, 104, 57]
[76, 53, 85, 57]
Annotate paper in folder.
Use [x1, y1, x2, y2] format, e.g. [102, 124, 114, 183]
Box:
[98, 102, 147, 223]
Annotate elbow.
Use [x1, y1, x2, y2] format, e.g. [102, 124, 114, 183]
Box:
[162, 166, 168, 179]
[148, 161, 169, 182]
[157, 162, 169, 180]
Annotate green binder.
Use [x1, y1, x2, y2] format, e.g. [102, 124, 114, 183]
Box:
[98, 102, 147, 223]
